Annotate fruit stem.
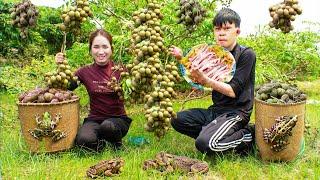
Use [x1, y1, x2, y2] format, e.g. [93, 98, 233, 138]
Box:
[61, 32, 67, 53]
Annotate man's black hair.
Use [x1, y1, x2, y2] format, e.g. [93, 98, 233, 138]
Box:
[213, 8, 241, 28]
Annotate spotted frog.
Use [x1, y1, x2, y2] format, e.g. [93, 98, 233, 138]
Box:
[143, 152, 209, 174]
[86, 158, 124, 178]
[263, 115, 298, 152]
[28, 112, 66, 142]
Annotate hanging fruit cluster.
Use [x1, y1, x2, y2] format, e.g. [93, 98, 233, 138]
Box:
[268, 0, 302, 33]
[255, 81, 307, 104]
[106, 65, 126, 101]
[59, 0, 93, 35]
[44, 59, 79, 90]
[19, 87, 78, 103]
[176, 0, 207, 31]
[120, 0, 182, 138]
[9, 0, 39, 38]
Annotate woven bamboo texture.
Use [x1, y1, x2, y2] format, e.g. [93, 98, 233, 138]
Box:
[18, 98, 80, 153]
[255, 99, 305, 162]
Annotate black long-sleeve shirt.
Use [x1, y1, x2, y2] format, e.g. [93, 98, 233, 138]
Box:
[211, 44, 256, 121]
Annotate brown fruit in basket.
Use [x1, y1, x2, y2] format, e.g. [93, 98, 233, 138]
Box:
[63, 92, 72, 100]
[44, 92, 54, 102]
[50, 98, 59, 103]
[19, 92, 28, 102]
[21, 93, 38, 103]
[37, 94, 45, 103]
[55, 92, 65, 102]
[48, 88, 57, 94]
[71, 95, 78, 100]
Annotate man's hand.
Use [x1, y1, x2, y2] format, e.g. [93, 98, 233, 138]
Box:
[55, 52, 65, 64]
[190, 65, 209, 86]
[168, 46, 183, 60]
[191, 65, 236, 98]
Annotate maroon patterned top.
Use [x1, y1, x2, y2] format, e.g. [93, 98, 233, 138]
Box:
[75, 61, 126, 120]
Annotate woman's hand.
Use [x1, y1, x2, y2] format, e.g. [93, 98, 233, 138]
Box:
[55, 52, 65, 64]
[168, 46, 183, 60]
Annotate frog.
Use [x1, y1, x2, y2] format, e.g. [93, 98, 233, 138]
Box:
[86, 158, 124, 178]
[263, 115, 298, 152]
[28, 112, 66, 142]
[143, 151, 209, 175]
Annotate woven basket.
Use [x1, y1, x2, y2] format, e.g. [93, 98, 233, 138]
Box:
[255, 99, 305, 162]
[18, 98, 80, 153]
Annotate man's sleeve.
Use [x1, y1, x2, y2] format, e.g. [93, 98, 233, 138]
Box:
[228, 49, 256, 97]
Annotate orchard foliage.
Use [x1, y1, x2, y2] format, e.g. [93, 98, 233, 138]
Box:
[240, 27, 320, 83]
[0, 56, 55, 93]
[0, 1, 22, 56]
[1, 0, 320, 93]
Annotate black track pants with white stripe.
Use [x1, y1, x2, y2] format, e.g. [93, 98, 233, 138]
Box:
[171, 108, 253, 154]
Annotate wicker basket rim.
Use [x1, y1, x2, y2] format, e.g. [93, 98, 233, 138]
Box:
[17, 97, 80, 106]
[254, 98, 306, 107]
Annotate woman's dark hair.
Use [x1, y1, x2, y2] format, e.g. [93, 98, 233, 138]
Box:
[213, 8, 241, 28]
[88, 29, 113, 52]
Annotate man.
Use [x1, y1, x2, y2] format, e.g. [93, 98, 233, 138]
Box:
[169, 8, 256, 155]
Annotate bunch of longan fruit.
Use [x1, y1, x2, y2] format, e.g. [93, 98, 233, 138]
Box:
[59, 0, 93, 35]
[9, 0, 39, 38]
[268, 0, 302, 33]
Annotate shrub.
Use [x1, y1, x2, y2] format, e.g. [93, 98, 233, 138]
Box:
[240, 27, 320, 83]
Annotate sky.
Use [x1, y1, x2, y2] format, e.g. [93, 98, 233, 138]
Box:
[30, 0, 65, 8]
[30, 0, 320, 37]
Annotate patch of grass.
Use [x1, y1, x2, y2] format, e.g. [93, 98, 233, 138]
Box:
[297, 80, 320, 99]
[0, 81, 320, 179]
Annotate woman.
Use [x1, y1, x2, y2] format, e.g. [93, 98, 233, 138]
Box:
[55, 29, 132, 151]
